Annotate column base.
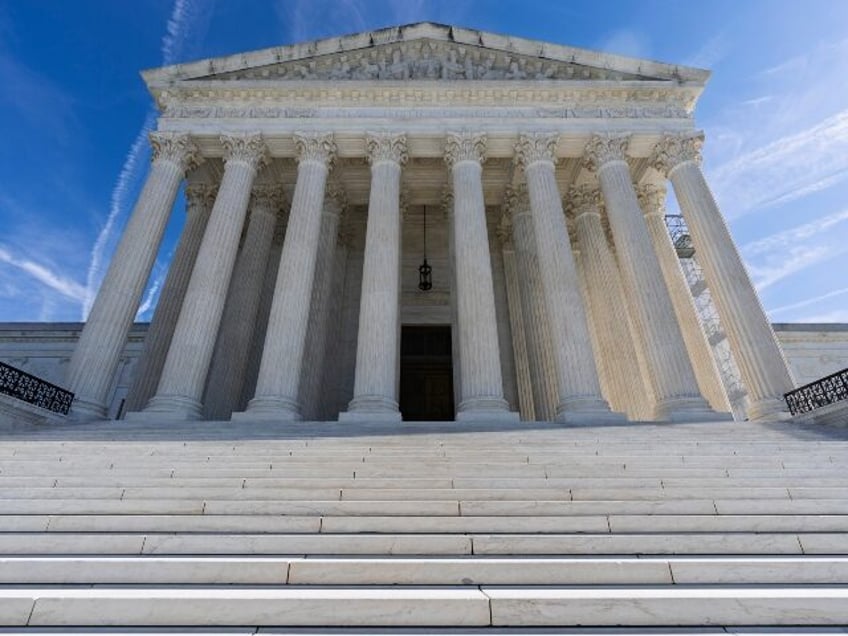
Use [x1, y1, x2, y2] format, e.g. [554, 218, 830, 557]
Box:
[654, 396, 733, 423]
[68, 396, 108, 422]
[456, 397, 519, 423]
[138, 394, 203, 421]
[234, 396, 302, 422]
[746, 396, 791, 422]
[555, 397, 627, 426]
[340, 395, 402, 423]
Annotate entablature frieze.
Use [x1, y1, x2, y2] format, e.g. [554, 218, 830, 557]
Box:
[151, 129, 700, 162]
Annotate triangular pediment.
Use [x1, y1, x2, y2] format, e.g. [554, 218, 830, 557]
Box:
[142, 23, 709, 87]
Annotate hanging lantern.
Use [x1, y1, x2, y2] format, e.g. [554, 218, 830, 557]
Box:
[418, 205, 433, 291]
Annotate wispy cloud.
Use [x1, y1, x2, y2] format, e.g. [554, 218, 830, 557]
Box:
[770, 286, 848, 316]
[684, 30, 730, 69]
[0, 245, 87, 302]
[741, 207, 848, 291]
[82, 0, 211, 320]
[711, 109, 848, 219]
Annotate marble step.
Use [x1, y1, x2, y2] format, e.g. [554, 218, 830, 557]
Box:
[7, 486, 847, 501]
[1, 586, 847, 627]
[1, 555, 846, 585]
[7, 497, 848, 516]
[0, 531, 840, 555]
[3, 513, 848, 534]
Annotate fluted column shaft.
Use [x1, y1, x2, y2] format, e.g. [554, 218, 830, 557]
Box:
[244, 134, 336, 420]
[569, 187, 652, 420]
[515, 134, 615, 422]
[66, 133, 200, 419]
[342, 133, 407, 421]
[498, 223, 535, 421]
[203, 185, 282, 420]
[124, 181, 214, 413]
[507, 186, 559, 421]
[638, 182, 731, 414]
[584, 135, 718, 421]
[145, 133, 267, 419]
[300, 188, 344, 420]
[445, 133, 514, 420]
[653, 134, 794, 420]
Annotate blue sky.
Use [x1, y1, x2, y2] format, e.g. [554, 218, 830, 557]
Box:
[1, 0, 848, 323]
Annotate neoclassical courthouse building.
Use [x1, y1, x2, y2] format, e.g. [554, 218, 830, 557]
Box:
[56, 23, 804, 425]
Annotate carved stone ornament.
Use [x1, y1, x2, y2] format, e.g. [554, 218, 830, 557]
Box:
[365, 133, 409, 166]
[514, 133, 559, 168]
[444, 132, 487, 168]
[293, 132, 337, 166]
[399, 187, 411, 220]
[184, 182, 217, 214]
[207, 41, 643, 83]
[564, 184, 603, 218]
[250, 183, 287, 213]
[496, 212, 513, 249]
[581, 134, 630, 173]
[650, 132, 704, 176]
[636, 183, 667, 216]
[324, 178, 347, 211]
[440, 188, 454, 218]
[504, 183, 530, 218]
[220, 133, 269, 170]
[149, 132, 202, 174]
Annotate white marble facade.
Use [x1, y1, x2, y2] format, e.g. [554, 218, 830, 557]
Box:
[60, 23, 799, 423]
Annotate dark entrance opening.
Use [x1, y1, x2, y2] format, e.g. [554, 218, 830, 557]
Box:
[400, 325, 454, 421]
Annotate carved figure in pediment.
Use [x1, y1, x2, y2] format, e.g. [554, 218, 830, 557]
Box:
[441, 48, 465, 80]
[329, 55, 352, 80]
[505, 59, 526, 79]
[478, 54, 501, 80]
[384, 48, 409, 80]
[534, 61, 557, 80]
[353, 52, 380, 80]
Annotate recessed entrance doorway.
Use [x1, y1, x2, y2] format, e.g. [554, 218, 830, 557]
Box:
[399, 325, 455, 421]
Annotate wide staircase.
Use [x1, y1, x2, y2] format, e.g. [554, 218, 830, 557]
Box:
[1, 417, 847, 632]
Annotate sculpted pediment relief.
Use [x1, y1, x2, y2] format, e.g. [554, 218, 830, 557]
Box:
[194, 39, 658, 83]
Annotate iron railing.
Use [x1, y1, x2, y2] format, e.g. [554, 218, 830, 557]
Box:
[664, 214, 695, 258]
[784, 368, 848, 416]
[0, 361, 74, 415]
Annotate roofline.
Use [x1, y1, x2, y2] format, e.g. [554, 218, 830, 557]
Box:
[141, 22, 710, 87]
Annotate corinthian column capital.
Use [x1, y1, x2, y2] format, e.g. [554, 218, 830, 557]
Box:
[221, 133, 269, 170]
[444, 132, 487, 168]
[564, 184, 603, 218]
[581, 134, 630, 173]
[496, 212, 513, 249]
[293, 132, 336, 167]
[651, 132, 704, 176]
[514, 132, 559, 168]
[504, 183, 530, 219]
[184, 182, 217, 215]
[324, 177, 347, 211]
[636, 182, 668, 217]
[365, 132, 408, 166]
[251, 183, 287, 213]
[149, 132, 203, 175]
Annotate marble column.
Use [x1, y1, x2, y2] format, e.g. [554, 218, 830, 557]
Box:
[144, 133, 268, 419]
[583, 134, 722, 422]
[567, 184, 653, 420]
[506, 183, 559, 421]
[243, 133, 336, 420]
[637, 180, 731, 415]
[124, 180, 215, 413]
[652, 132, 795, 420]
[443, 189, 463, 415]
[514, 133, 618, 423]
[203, 183, 285, 420]
[497, 214, 535, 421]
[300, 181, 346, 420]
[341, 133, 407, 422]
[445, 132, 516, 421]
[66, 132, 200, 419]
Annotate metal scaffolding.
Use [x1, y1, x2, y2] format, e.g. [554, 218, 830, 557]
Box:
[665, 215, 749, 419]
